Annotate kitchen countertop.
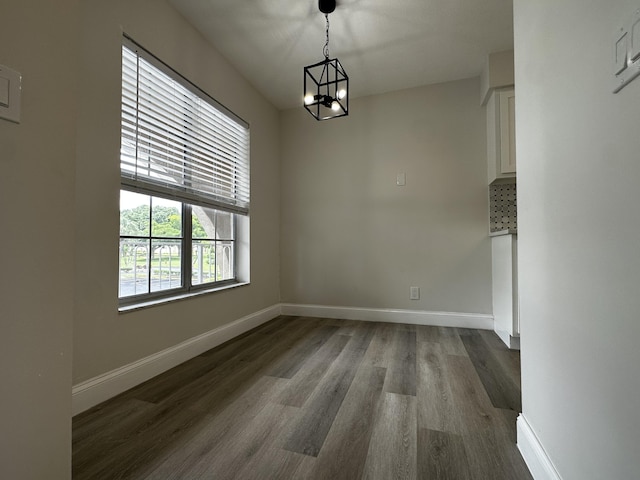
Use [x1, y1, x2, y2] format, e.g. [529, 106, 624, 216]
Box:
[490, 229, 518, 237]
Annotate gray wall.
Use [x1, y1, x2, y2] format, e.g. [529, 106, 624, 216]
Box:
[0, 1, 78, 478]
[515, 0, 640, 478]
[74, 0, 281, 384]
[280, 78, 492, 315]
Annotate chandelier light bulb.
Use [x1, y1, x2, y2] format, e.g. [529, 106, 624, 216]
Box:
[304, 94, 315, 105]
[331, 100, 340, 111]
[337, 89, 347, 99]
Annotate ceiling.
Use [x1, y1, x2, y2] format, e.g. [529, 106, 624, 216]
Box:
[169, 0, 514, 110]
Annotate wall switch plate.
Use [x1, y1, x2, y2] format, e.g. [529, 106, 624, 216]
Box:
[396, 173, 406, 186]
[613, 8, 640, 93]
[410, 286, 420, 300]
[0, 64, 21, 123]
[615, 30, 628, 75]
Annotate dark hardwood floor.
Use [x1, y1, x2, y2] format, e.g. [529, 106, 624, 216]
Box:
[72, 316, 532, 479]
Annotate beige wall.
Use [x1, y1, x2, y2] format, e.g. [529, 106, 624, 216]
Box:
[515, 0, 640, 478]
[0, 1, 78, 478]
[74, 0, 281, 383]
[280, 78, 492, 314]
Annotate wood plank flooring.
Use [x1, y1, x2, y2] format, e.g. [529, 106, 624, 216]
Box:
[72, 316, 532, 480]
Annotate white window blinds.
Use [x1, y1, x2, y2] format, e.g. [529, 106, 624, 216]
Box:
[121, 38, 250, 215]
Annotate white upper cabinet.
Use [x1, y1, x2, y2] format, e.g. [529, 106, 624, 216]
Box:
[487, 87, 516, 184]
[481, 50, 515, 185]
[499, 88, 516, 175]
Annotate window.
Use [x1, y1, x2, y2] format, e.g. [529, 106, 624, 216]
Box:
[119, 37, 249, 305]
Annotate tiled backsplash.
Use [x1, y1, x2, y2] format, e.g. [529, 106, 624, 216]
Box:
[490, 181, 517, 232]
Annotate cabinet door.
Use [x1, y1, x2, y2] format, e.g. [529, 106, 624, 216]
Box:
[499, 89, 516, 174]
[492, 235, 514, 337]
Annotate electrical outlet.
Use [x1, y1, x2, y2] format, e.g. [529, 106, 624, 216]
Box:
[410, 286, 420, 300]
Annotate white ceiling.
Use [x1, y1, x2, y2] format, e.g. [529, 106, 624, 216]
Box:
[169, 0, 514, 110]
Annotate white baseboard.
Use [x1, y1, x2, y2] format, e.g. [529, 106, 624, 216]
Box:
[72, 304, 281, 416]
[517, 414, 562, 480]
[494, 328, 521, 350]
[280, 303, 493, 329]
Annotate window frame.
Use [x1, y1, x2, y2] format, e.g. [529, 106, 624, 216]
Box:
[118, 189, 239, 307]
[118, 36, 248, 308]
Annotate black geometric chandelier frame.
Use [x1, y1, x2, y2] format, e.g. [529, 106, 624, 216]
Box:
[303, 0, 349, 120]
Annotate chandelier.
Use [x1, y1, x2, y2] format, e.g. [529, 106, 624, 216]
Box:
[303, 0, 349, 120]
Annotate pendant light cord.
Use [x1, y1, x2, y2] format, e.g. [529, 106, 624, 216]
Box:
[323, 13, 330, 59]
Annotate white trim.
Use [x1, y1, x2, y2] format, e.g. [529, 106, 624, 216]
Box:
[494, 328, 521, 350]
[517, 414, 563, 480]
[280, 303, 493, 329]
[72, 304, 281, 416]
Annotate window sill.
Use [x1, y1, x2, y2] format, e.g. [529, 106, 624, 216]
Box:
[118, 281, 250, 313]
